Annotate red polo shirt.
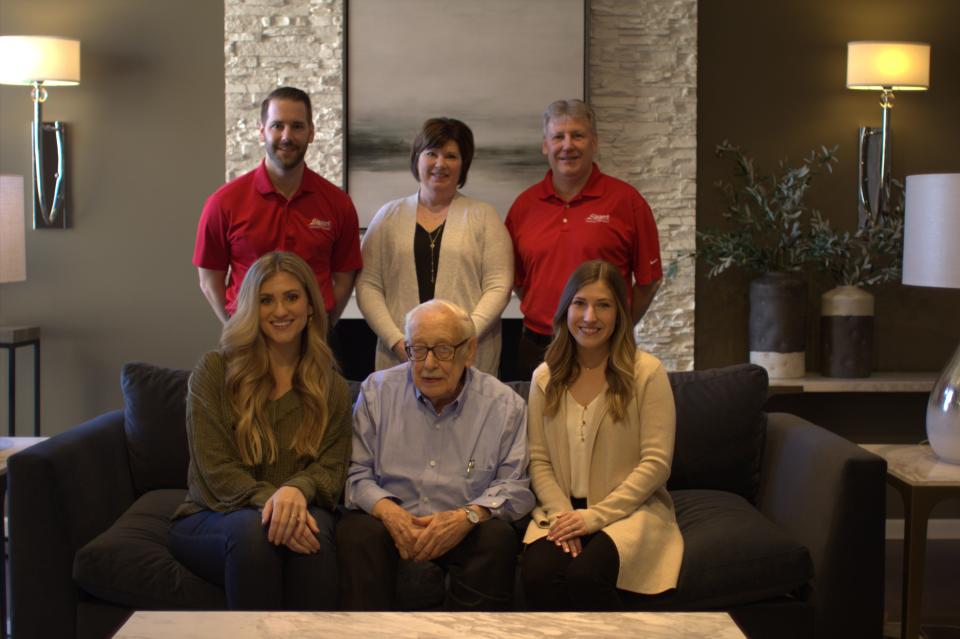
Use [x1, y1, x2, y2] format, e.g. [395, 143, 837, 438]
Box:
[193, 161, 362, 314]
[505, 164, 662, 335]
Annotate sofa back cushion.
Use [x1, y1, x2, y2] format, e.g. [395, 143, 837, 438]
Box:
[666, 363, 768, 503]
[122, 362, 191, 495]
[120, 362, 768, 502]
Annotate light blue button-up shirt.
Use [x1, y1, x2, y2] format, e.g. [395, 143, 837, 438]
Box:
[345, 364, 534, 521]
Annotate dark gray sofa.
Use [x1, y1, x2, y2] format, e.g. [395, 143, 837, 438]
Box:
[8, 363, 886, 639]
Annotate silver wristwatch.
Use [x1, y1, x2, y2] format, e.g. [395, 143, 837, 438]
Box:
[461, 506, 480, 524]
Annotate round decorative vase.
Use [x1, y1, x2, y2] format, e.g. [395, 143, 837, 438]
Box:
[749, 271, 807, 379]
[820, 285, 874, 378]
[927, 342, 960, 464]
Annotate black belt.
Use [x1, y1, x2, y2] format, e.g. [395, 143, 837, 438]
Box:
[522, 327, 552, 347]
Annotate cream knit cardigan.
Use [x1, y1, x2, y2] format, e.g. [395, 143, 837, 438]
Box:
[355, 192, 513, 375]
[523, 350, 684, 594]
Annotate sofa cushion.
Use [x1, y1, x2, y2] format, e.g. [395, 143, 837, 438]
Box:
[628, 489, 813, 610]
[666, 364, 768, 503]
[74, 489, 225, 610]
[122, 362, 191, 494]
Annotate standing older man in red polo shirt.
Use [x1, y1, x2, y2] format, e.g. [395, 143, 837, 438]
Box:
[194, 86, 362, 324]
[505, 99, 663, 380]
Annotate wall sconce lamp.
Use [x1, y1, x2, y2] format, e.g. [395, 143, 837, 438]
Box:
[846, 41, 930, 220]
[0, 36, 81, 229]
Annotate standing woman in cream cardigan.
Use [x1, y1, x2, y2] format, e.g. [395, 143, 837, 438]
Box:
[356, 117, 512, 374]
[521, 260, 683, 610]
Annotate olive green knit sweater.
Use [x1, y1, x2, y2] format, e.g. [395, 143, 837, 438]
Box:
[174, 351, 352, 519]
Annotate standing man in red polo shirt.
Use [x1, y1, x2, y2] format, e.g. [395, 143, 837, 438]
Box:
[505, 99, 662, 380]
[194, 86, 362, 325]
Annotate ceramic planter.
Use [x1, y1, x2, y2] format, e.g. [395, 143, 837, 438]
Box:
[820, 285, 874, 378]
[749, 271, 807, 379]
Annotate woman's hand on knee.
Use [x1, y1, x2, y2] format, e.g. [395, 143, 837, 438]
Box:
[285, 513, 322, 554]
[262, 485, 309, 545]
[547, 511, 588, 545]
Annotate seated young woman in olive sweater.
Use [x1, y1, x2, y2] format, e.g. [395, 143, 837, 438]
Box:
[170, 251, 352, 610]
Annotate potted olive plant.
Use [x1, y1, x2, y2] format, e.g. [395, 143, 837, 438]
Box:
[698, 142, 838, 378]
[806, 182, 904, 377]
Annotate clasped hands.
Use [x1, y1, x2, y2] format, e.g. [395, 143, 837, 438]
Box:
[546, 510, 588, 558]
[374, 499, 471, 562]
[261, 485, 321, 555]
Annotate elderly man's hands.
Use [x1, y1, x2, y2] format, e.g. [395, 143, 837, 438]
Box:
[410, 509, 473, 562]
[373, 498, 425, 560]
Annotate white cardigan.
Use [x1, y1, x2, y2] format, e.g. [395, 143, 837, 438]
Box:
[355, 192, 513, 375]
[523, 351, 683, 594]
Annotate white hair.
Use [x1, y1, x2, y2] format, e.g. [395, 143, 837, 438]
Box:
[404, 299, 476, 342]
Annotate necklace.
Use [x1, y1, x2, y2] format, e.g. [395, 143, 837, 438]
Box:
[578, 355, 608, 371]
[427, 222, 445, 283]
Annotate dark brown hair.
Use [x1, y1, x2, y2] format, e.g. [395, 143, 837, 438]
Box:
[260, 86, 313, 125]
[409, 117, 475, 187]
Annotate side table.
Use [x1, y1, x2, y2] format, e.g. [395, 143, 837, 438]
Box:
[861, 443, 960, 639]
[0, 437, 47, 639]
[0, 326, 40, 437]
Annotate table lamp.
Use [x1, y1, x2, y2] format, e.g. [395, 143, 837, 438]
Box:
[903, 173, 960, 463]
[0, 175, 26, 283]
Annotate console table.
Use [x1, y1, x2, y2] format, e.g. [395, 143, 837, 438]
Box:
[0, 326, 40, 437]
[860, 443, 960, 639]
[768, 372, 937, 394]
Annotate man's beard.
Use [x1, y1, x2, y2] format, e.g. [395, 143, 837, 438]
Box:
[266, 141, 306, 170]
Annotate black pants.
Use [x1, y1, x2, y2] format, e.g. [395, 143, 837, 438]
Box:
[336, 509, 519, 611]
[516, 328, 551, 382]
[521, 532, 622, 611]
[169, 506, 338, 610]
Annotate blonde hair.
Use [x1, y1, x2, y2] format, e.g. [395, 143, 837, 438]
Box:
[219, 251, 336, 465]
[543, 260, 636, 422]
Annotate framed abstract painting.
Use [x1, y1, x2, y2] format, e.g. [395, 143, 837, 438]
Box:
[345, 0, 588, 227]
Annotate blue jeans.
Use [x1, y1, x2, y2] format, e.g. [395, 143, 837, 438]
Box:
[169, 506, 337, 610]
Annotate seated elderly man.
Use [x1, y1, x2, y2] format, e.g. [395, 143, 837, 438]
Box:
[338, 299, 533, 610]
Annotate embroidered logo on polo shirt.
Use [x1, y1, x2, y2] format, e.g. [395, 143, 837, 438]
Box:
[308, 218, 331, 230]
[585, 213, 610, 224]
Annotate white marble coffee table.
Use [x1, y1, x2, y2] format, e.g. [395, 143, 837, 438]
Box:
[113, 611, 746, 638]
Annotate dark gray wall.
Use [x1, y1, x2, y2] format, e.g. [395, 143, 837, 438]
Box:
[696, 0, 960, 373]
[0, 0, 225, 434]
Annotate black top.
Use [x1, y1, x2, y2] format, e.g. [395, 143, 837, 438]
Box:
[414, 221, 445, 303]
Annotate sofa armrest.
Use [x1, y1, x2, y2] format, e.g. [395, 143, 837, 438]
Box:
[757, 412, 886, 639]
[9, 409, 134, 639]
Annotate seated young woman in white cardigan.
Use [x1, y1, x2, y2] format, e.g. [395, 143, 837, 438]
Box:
[521, 259, 683, 610]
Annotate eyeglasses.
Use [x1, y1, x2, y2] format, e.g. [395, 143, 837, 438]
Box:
[404, 337, 470, 362]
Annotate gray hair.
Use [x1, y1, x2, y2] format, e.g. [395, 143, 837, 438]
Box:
[405, 299, 476, 342]
[543, 99, 597, 136]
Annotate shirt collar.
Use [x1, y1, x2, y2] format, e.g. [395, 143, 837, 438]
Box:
[409, 364, 473, 418]
[253, 159, 316, 197]
[538, 163, 604, 203]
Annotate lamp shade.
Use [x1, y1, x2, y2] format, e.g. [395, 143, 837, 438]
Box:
[0, 36, 80, 86]
[0, 175, 27, 283]
[903, 173, 960, 289]
[847, 41, 930, 91]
